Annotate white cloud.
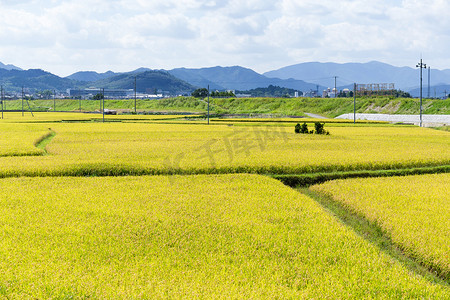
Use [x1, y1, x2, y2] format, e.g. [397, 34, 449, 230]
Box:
[0, 0, 448, 76]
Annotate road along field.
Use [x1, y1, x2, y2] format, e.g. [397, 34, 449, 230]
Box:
[310, 173, 450, 280]
[0, 174, 448, 298]
[0, 120, 449, 177]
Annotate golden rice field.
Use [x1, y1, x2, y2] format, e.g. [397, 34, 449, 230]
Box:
[0, 123, 50, 157]
[310, 173, 450, 279]
[0, 112, 449, 297]
[0, 174, 448, 298]
[0, 112, 193, 123]
[0, 120, 448, 177]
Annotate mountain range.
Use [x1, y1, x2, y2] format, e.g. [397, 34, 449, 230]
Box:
[264, 61, 450, 96]
[1, 61, 450, 97]
[0, 61, 22, 71]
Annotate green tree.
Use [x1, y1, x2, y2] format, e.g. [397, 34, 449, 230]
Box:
[92, 93, 104, 100]
[192, 88, 209, 98]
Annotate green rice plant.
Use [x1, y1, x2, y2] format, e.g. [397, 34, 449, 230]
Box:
[311, 173, 450, 279]
[0, 174, 448, 298]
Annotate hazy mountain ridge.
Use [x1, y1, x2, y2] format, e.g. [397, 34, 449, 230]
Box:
[0, 61, 22, 71]
[2, 60, 450, 95]
[168, 66, 322, 91]
[66, 71, 117, 82]
[0, 68, 80, 92]
[92, 70, 195, 94]
[264, 61, 450, 91]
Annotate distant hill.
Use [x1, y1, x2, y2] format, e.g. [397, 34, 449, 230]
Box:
[129, 67, 153, 74]
[89, 70, 196, 95]
[66, 71, 117, 82]
[264, 61, 450, 91]
[409, 84, 450, 98]
[0, 61, 22, 71]
[5, 61, 450, 97]
[168, 66, 322, 92]
[0, 68, 80, 92]
[169, 68, 224, 90]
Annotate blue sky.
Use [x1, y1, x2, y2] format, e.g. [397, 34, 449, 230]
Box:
[0, 0, 446, 76]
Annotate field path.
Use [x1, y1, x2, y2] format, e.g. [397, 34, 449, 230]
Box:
[304, 112, 329, 119]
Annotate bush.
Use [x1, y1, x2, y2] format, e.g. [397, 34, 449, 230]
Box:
[314, 122, 324, 134]
[295, 122, 330, 135]
[301, 123, 309, 134]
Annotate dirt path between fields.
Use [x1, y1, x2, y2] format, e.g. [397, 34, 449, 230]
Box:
[304, 112, 329, 119]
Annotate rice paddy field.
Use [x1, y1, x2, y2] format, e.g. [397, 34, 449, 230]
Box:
[0, 115, 449, 177]
[0, 175, 449, 298]
[310, 173, 450, 279]
[0, 111, 449, 298]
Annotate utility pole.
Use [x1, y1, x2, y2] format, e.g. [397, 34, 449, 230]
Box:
[427, 66, 431, 98]
[1, 85, 3, 119]
[21, 86, 34, 117]
[207, 85, 210, 125]
[416, 59, 426, 127]
[353, 83, 357, 124]
[334, 76, 338, 98]
[53, 90, 56, 112]
[134, 75, 137, 114]
[22, 86, 24, 116]
[102, 88, 105, 123]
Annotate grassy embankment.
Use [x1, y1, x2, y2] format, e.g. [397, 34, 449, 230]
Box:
[2, 96, 449, 117]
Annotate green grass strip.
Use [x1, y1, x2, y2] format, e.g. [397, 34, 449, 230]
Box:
[34, 130, 56, 155]
[272, 165, 450, 187]
[301, 187, 450, 285]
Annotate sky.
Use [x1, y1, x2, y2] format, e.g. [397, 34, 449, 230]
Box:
[0, 0, 448, 77]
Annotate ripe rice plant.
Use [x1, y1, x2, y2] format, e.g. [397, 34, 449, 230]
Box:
[310, 173, 450, 279]
[0, 123, 50, 157]
[0, 122, 448, 177]
[0, 111, 194, 122]
[0, 174, 448, 298]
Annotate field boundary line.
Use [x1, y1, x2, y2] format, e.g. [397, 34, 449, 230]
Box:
[0, 164, 449, 180]
[272, 165, 450, 187]
[301, 188, 450, 286]
[34, 129, 56, 155]
[0, 129, 56, 158]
